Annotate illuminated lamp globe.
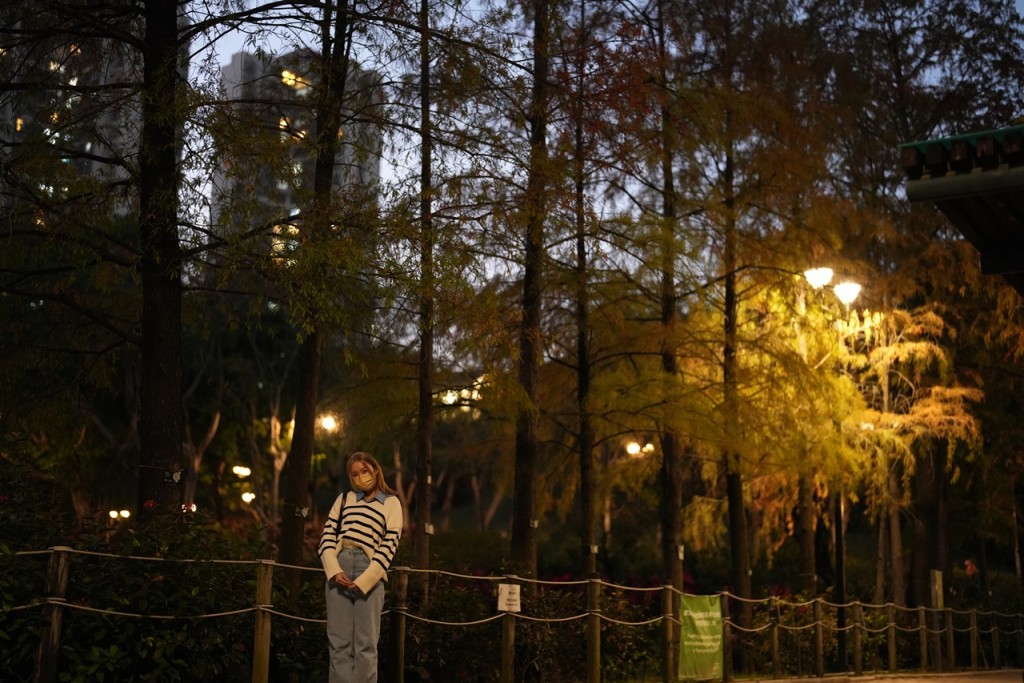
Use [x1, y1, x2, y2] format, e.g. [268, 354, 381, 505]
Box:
[833, 281, 862, 306]
[803, 267, 834, 289]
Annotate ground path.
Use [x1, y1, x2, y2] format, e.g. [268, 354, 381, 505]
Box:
[742, 670, 1023, 683]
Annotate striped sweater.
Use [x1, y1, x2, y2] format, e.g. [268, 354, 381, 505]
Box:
[318, 490, 403, 594]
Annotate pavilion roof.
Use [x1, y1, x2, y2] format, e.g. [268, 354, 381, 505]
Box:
[901, 124, 1024, 294]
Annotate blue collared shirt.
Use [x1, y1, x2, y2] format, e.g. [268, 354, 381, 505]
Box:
[356, 489, 386, 504]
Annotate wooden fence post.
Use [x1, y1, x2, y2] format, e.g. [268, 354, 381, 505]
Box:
[586, 576, 600, 683]
[34, 546, 71, 683]
[251, 559, 274, 683]
[769, 597, 780, 678]
[390, 567, 409, 683]
[852, 602, 862, 676]
[1017, 615, 1024, 670]
[944, 608, 955, 671]
[992, 612, 1001, 668]
[722, 593, 733, 683]
[929, 607, 943, 672]
[918, 606, 928, 670]
[969, 610, 978, 669]
[499, 575, 518, 683]
[662, 585, 675, 683]
[814, 599, 824, 678]
[887, 603, 897, 674]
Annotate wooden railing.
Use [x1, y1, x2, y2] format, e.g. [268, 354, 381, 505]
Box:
[11, 546, 1023, 682]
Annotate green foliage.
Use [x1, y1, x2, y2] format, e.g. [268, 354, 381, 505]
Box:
[395, 576, 660, 683]
[264, 571, 330, 681]
[397, 577, 500, 680]
[0, 469, 268, 682]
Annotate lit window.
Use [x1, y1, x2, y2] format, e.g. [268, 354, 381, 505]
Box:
[281, 69, 309, 90]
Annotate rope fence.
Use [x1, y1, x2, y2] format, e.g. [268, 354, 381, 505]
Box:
[8, 546, 1024, 683]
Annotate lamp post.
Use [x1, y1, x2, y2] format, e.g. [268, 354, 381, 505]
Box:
[804, 267, 860, 672]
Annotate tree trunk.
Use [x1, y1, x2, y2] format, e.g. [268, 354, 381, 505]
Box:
[909, 444, 940, 608]
[136, 0, 184, 517]
[511, 0, 550, 582]
[873, 509, 888, 604]
[279, 331, 323, 594]
[722, 114, 752, 652]
[441, 473, 455, 531]
[796, 473, 817, 594]
[889, 468, 906, 606]
[652, 0, 685, 674]
[571, 9, 596, 576]
[414, 0, 435, 607]
[279, 0, 352, 600]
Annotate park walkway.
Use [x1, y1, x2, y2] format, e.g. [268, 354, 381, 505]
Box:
[747, 670, 1024, 683]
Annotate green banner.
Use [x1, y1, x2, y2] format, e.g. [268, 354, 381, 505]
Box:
[678, 594, 723, 681]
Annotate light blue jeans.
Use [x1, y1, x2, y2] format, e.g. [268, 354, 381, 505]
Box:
[325, 547, 385, 683]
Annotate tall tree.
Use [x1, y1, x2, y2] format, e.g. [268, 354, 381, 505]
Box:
[511, 0, 552, 580]
[136, 0, 185, 515]
[277, 0, 367, 580]
[413, 0, 436, 599]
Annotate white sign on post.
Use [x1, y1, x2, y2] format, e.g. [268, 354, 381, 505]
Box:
[497, 583, 521, 613]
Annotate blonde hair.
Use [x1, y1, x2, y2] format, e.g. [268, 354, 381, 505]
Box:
[347, 451, 398, 496]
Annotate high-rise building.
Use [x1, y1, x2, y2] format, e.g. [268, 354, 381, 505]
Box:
[0, 11, 191, 217]
[210, 49, 383, 249]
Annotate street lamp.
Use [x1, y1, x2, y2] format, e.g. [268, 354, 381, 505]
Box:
[804, 267, 861, 307]
[833, 282, 862, 308]
[318, 414, 338, 432]
[804, 266, 861, 671]
[804, 267, 834, 289]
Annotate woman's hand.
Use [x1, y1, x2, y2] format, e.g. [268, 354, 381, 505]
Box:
[330, 571, 356, 589]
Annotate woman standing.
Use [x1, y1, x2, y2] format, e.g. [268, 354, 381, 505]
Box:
[318, 452, 403, 682]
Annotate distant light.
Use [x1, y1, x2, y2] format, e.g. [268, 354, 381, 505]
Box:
[280, 69, 308, 89]
[625, 441, 641, 456]
[804, 268, 834, 289]
[834, 281, 862, 306]
[232, 465, 251, 478]
[318, 415, 338, 432]
[119, 509, 130, 519]
[109, 510, 119, 519]
[242, 492, 256, 504]
[182, 503, 197, 513]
